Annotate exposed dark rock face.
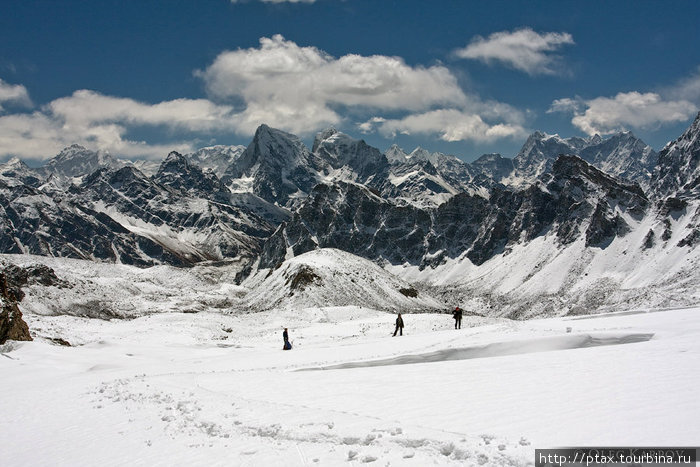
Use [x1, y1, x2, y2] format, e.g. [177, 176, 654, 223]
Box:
[0, 272, 32, 344]
[223, 124, 328, 207]
[511, 130, 657, 188]
[313, 127, 389, 182]
[1, 116, 697, 275]
[652, 112, 700, 198]
[0, 155, 277, 267]
[1, 262, 68, 301]
[259, 155, 649, 269]
[470, 153, 514, 183]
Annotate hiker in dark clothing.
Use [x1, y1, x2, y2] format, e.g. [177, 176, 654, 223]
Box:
[283, 328, 292, 350]
[453, 307, 463, 329]
[393, 313, 404, 336]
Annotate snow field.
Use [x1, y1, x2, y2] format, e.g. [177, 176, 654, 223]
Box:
[2, 305, 699, 466]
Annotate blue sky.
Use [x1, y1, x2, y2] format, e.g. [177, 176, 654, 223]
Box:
[1, 0, 699, 163]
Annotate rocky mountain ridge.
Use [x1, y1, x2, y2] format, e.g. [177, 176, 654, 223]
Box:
[0, 112, 698, 276]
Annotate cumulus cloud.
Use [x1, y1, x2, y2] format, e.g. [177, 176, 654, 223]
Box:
[0, 91, 242, 160]
[0, 78, 32, 111]
[454, 28, 574, 76]
[0, 36, 531, 159]
[196, 34, 469, 133]
[360, 109, 527, 143]
[48, 90, 239, 132]
[196, 34, 523, 141]
[549, 92, 697, 136]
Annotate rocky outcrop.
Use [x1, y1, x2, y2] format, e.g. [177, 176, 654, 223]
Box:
[222, 124, 328, 207]
[652, 112, 700, 198]
[259, 155, 649, 270]
[0, 158, 276, 267]
[510, 130, 657, 188]
[0, 272, 32, 344]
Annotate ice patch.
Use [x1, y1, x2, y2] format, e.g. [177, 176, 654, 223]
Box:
[299, 333, 655, 370]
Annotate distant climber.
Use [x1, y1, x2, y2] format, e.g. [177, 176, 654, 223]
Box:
[283, 328, 292, 350]
[393, 313, 404, 337]
[453, 307, 463, 329]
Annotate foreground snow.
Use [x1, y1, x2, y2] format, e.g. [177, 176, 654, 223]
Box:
[2, 304, 699, 466]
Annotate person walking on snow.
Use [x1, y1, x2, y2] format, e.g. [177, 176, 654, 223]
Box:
[393, 313, 404, 337]
[283, 328, 292, 350]
[453, 307, 463, 329]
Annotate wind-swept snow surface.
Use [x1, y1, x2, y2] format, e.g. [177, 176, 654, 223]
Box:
[2, 300, 699, 466]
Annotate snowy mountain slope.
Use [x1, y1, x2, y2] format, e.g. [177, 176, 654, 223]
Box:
[382, 144, 487, 207]
[652, 111, 700, 198]
[313, 127, 388, 182]
[153, 151, 231, 199]
[0, 253, 248, 319]
[512, 131, 590, 182]
[124, 159, 161, 177]
[0, 158, 276, 266]
[390, 199, 700, 319]
[222, 124, 328, 207]
[469, 153, 514, 183]
[74, 165, 274, 264]
[37, 144, 122, 179]
[0, 157, 43, 187]
[187, 144, 245, 178]
[509, 130, 657, 188]
[579, 131, 657, 188]
[243, 248, 443, 312]
[260, 156, 650, 271]
[1, 277, 697, 465]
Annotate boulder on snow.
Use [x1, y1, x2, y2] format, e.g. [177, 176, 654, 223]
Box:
[0, 272, 32, 344]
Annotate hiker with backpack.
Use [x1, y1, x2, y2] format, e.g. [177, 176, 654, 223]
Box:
[452, 306, 463, 329]
[393, 313, 404, 337]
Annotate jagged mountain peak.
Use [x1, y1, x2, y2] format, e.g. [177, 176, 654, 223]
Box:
[549, 155, 647, 201]
[385, 144, 409, 163]
[312, 127, 340, 152]
[245, 124, 312, 166]
[589, 134, 603, 145]
[159, 151, 189, 169]
[41, 144, 121, 178]
[652, 112, 700, 197]
[154, 150, 229, 197]
[1, 157, 29, 170]
[222, 124, 324, 207]
[187, 145, 245, 178]
[513, 128, 657, 187]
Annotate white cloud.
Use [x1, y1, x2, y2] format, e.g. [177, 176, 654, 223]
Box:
[48, 90, 239, 132]
[361, 109, 527, 143]
[196, 34, 524, 142]
[548, 91, 697, 135]
[0, 78, 32, 111]
[0, 110, 195, 160]
[0, 91, 242, 160]
[196, 34, 469, 134]
[664, 66, 700, 102]
[454, 28, 574, 76]
[0, 36, 531, 160]
[547, 97, 582, 115]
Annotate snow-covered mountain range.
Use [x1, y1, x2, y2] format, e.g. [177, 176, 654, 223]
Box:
[1, 112, 699, 317]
